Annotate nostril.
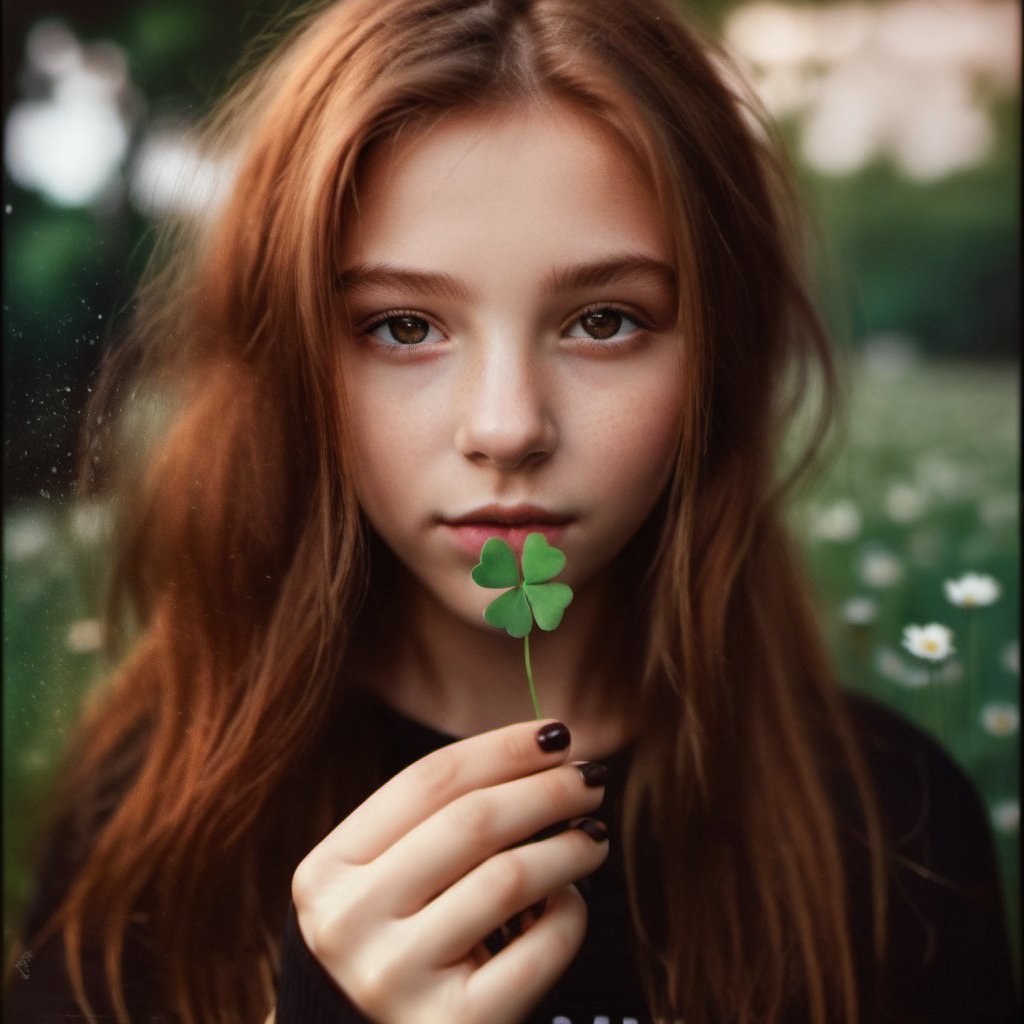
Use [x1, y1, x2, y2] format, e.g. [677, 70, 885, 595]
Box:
[455, 419, 558, 468]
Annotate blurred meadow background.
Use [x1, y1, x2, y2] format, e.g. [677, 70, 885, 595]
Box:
[3, 0, 1019, 979]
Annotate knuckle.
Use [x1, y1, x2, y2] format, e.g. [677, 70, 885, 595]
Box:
[302, 911, 339, 963]
[292, 856, 358, 915]
[544, 929, 578, 971]
[566, 884, 589, 924]
[304, 898, 365, 963]
[410, 745, 461, 801]
[536, 767, 572, 806]
[346, 952, 397, 1016]
[292, 878, 368, 965]
[481, 850, 528, 909]
[299, 905, 354, 966]
[499, 726, 529, 767]
[448, 792, 496, 843]
[497, 901, 584, 994]
[337, 925, 410, 1016]
[551, 890, 588, 957]
[552, 913, 586, 963]
[456, 1006, 488, 1024]
[290, 858, 318, 910]
[431, 965, 470, 1019]
[461, 972, 505, 1024]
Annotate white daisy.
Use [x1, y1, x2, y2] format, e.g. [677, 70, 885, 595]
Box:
[859, 548, 905, 588]
[944, 572, 1001, 607]
[842, 596, 878, 626]
[980, 702, 1019, 737]
[990, 800, 1020, 834]
[902, 623, 955, 662]
[810, 499, 862, 542]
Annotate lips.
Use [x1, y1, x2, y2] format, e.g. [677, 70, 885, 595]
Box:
[441, 504, 574, 557]
[445, 503, 573, 527]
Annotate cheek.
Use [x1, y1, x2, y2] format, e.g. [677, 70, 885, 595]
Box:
[586, 376, 683, 498]
[343, 375, 432, 510]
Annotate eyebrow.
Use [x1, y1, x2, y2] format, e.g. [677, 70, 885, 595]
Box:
[338, 263, 471, 301]
[549, 254, 677, 296]
[336, 253, 677, 302]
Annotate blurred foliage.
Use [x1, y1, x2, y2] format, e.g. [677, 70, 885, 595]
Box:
[802, 96, 1019, 358]
[791, 358, 1020, 965]
[2, 0, 287, 502]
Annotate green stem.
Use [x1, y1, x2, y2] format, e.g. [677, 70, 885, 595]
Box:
[969, 609, 980, 702]
[927, 665, 939, 738]
[523, 632, 543, 720]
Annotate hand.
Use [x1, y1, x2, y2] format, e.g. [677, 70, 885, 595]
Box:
[290, 719, 609, 1024]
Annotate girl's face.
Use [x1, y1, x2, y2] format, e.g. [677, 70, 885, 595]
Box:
[338, 100, 684, 630]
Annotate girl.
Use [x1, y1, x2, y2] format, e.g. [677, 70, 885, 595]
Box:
[6, 0, 1017, 1022]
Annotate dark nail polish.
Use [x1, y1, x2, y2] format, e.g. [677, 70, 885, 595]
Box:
[536, 721, 570, 752]
[526, 819, 569, 844]
[572, 817, 608, 842]
[576, 762, 608, 787]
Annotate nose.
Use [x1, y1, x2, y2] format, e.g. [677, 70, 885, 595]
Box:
[454, 341, 557, 469]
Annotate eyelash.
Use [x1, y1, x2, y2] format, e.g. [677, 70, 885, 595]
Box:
[568, 303, 653, 355]
[359, 308, 445, 359]
[357, 303, 653, 360]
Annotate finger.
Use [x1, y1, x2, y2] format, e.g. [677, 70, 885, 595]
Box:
[462, 886, 588, 1024]
[374, 762, 606, 916]
[410, 817, 608, 966]
[322, 719, 572, 864]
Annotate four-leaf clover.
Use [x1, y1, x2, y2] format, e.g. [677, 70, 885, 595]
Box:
[471, 532, 573, 719]
[472, 533, 573, 637]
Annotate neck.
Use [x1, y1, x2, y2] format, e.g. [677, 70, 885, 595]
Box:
[349, 562, 638, 761]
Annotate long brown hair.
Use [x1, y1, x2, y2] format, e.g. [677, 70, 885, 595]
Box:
[14, 1, 887, 1021]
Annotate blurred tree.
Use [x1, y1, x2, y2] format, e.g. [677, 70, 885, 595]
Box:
[806, 97, 1019, 358]
[3, 0, 288, 502]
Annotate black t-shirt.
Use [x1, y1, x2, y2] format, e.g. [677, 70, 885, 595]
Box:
[6, 693, 1020, 1023]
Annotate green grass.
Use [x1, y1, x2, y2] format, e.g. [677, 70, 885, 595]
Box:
[793, 357, 1020, 965]
[3, 357, 1019, 973]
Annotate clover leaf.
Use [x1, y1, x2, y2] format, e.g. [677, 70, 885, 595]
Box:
[471, 533, 574, 719]
[470, 537, 519, 590]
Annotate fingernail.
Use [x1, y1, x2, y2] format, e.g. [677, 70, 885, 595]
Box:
[536, 721, 570, 752]
[576, 762, 608, 788]
[526, 819, 569, 843]
[572, 817, 608, 843]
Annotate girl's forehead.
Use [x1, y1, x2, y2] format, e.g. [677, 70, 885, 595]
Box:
[341, 101, 669, 264]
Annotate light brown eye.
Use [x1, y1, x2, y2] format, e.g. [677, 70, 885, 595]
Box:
[580, 309, 623, 339]
[387, 316, 430, 344]
[365, 312, 444, 350]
